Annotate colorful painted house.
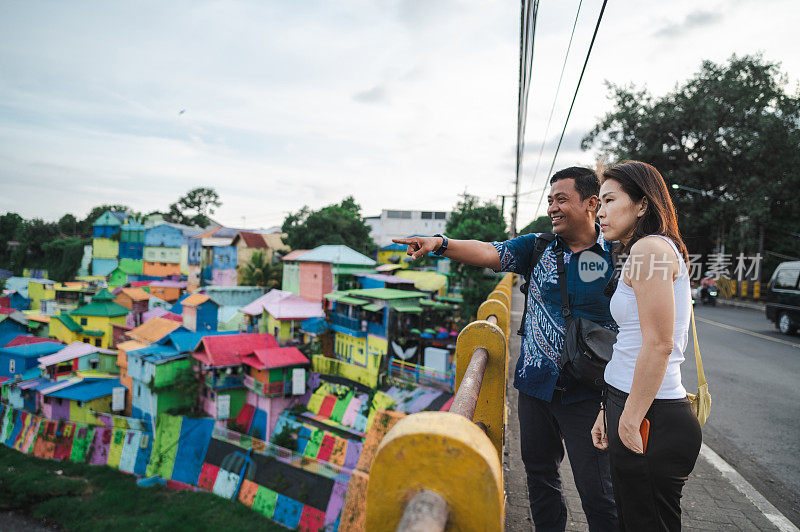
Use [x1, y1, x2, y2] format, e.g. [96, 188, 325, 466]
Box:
[0, 341, 64, 380]
[53, 282, 92, 313]
[376, 242, 414, 268]
[108, 259, 144, 287]
[199, 286, 266, 332]
[50, 289, 129, 349]
[119, 221, 145, 260]
[126, 330, 237, 423]
[38, 342, 117, 379]
[232, 231, 289, 283]
[1, 290, 30, 310]
[147, 279, 185, 303]
[92, 211, 126, 276]
[142, 224, 184, 277]
[240, 289, 324, 344]
[114, 287, 151, 328]
[27, 279, 56, 311]
[319, 287, 429, 387]
[192, 333, 271, 422]
[0, 312, 28, 345]
[37, 377, 124, 423]
[282, 245, 376, 304]
[239, 342, 309, 440]
[181, 293, 219, 332]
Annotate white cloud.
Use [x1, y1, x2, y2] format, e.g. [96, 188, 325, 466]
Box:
[0, 0, 798, 230]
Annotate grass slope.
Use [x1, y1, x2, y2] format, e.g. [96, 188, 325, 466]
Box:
[0, 445, 284, 531]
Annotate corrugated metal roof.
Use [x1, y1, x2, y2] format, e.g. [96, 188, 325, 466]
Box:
[243, 346, 309, 370]
[293, 245, 376, 266]
[45, 378, 122, 401]
[0, 342, 64, 359]
[193, 333, 278, 367]
[234, 231, 268, 248]
[240, 289, 323, 320]
[127, 317, 183, 344]
[117, 340, 149, 352]
[181, 293, 211, 307]
[118, 287, 150, 301]
[345, 288, 426, 300]
[4, 336, 61, 348]
[167, 330, 239, 353]
[38, 341, 114, 368]
[281, 249, 310, 262]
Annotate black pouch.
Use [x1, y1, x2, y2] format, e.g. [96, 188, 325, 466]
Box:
[554, 245, 617, 391]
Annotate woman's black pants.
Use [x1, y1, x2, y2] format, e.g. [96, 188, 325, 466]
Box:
[605, 385, 702, 531]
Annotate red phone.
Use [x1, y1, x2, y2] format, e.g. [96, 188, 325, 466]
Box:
[640, 418, 650, 452]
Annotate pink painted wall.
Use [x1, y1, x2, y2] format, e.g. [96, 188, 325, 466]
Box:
[245, 391, 296, 441]
[212, 269, 238, 287]
[183, 306, 197, 331]
[299, 262, 332, 303]
[39, 395, 70, 421]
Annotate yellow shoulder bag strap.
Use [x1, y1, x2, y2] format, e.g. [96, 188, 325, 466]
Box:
[687, 306, 711, 426]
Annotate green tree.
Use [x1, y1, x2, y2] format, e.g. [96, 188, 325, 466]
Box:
[58, 214, 78, 236]
[520, 215, 552, 235]
[446, 195, 507, 319]
[281, 196, 376, 256]
[163, 187, 221, 228]
[240, 251, 283, 288]
[583, 54, 800, 280]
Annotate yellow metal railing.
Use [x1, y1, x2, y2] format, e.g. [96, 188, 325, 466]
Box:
[365, 274, 515, 531]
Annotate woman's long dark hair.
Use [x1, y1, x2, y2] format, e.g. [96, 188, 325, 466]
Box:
[601, 161, 690, 265]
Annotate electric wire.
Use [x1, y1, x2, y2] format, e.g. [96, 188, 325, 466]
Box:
[525, 0, 584, 198]
[532, 0, 609, 217]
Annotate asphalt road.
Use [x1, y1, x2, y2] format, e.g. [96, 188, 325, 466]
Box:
[683, 303, 800, 522]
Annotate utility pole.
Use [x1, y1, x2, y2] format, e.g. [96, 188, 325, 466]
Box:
[511, 180, 520, 238]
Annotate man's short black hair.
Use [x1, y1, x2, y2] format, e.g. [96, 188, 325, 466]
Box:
[549, 166, 599, 200]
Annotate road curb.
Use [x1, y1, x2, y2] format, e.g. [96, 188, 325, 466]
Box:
[716, 298, 765, 312]
[700, 444, 799, 532]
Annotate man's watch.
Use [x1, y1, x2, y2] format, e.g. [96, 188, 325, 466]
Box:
[432, 234, 448, 256]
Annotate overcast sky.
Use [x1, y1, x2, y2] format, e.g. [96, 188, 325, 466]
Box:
[1, 0, 798, 230]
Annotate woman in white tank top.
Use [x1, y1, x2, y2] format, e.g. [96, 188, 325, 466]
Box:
[590, 161, 702, 531]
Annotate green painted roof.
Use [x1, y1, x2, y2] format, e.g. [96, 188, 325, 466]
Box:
[92, 288, 116, 301]
[362, 302, 385, 312]
[344, 288, 426, 300]
[438, 295, 464, 303]
[93, 211, 124, 227]
[116, 259, 143, 275]
[54, 314, 82, 332]
[324, 292, 368, 306]
[390, 301, 423, 313]
[70, 300, 128, 318]
[81, 329, 105, 337]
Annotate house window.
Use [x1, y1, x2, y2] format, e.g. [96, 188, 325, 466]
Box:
[435, 212, 447, 220]
[9, 360, 15, 374]
[80, 317, 88, 326]
[421, 211, 433, 219]
[95, 338, 101, 347]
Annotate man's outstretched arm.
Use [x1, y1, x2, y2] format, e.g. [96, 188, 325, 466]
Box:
[392, 236, 501, 271]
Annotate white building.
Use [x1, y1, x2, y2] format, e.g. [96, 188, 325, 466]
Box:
[365, 210, 450, 247]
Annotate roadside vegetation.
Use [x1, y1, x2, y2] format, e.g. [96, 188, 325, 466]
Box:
[0, 445, 282, 531]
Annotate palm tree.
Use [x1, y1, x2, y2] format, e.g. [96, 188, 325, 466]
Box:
[241, 251, 282, 288]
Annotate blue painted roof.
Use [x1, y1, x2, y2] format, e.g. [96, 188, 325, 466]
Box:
[380, 243, 407, 251]
[0, 343, 64, 359]
[127, 344, 184, 365]
[294, 245, 376, 266]
[167, 330, 238, 353]
[46, 378, 121, 401]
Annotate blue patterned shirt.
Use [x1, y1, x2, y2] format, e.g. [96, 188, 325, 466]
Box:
[493, 226, 616, 404]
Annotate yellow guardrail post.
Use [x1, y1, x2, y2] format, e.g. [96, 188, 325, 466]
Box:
[365, 273, 513, 531]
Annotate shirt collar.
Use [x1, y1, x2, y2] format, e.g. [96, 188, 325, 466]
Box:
[554, 224, 611, 254]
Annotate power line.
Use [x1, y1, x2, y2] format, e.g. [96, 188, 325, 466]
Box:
[528, 0, 584, 195]
[533, 0, 609, 217]
[511, 0, 540, 237]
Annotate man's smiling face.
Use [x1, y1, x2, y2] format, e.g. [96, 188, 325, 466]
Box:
[547, 177, 597, 237]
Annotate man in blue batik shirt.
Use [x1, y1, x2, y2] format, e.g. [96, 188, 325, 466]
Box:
[395, 167, 618, 531]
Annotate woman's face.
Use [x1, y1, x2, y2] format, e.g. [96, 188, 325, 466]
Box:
[597, 179, 645, 244]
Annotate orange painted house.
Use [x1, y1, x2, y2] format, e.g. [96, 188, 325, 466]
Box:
[142, 261, 181, 277]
